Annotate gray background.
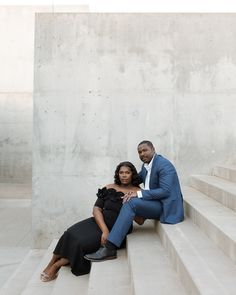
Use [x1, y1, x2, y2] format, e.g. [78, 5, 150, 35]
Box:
[33, 13, 236, 247]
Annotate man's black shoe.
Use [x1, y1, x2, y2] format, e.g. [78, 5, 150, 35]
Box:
[84, 246, 117, 262]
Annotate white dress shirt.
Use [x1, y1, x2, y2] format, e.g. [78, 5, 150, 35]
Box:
[137, 156, 154, 198]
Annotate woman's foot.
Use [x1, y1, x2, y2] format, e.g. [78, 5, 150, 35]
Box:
[40, 257, 69, 282]
[40, 263, 59, 282]
[40, 272, 47, 281]
[40, 254, 61, 281]
[41, 272, 58, 282]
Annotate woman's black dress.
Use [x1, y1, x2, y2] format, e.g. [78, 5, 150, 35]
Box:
[53, 187, 131, 276]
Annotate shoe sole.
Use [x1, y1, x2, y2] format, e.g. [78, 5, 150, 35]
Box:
[84, 255, 117, 262]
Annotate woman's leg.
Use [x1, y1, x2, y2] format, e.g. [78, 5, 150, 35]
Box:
[41, 257, 70, 282]
[41, 253, 61, 276]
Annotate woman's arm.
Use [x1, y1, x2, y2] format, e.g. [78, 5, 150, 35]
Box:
[93, 206, 109, 245]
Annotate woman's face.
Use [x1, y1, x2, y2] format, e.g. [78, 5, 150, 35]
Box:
[118, 166, 133, 186]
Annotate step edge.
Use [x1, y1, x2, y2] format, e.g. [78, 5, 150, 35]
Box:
[127, 228, 187, 295]
[20, 239, 58, 294]
[87, 249, 131, 295]
[157, 221, 227, 294]
[184, 197, 236, 264]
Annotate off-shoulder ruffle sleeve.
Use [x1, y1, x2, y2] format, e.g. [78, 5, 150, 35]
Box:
[94, 187, 107, 208]
[96, 187, 107, 199]
[106, 188, 124, 202]
[94, 187, 124, 208]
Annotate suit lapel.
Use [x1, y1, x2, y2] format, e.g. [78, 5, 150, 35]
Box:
[149, 154, 158, 187]
[141, 165, 148, 180]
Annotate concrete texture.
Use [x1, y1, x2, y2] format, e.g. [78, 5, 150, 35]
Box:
[0, 92, 32, 183]
[51, 267, 89, 295]
[0, 6, 89, 93]
[0, 5, 89, 183]
[0, 203, 31, 247]
[213, 165, 236, 183]
[0, 6, 36, 183]
[33, 13, 236, 247]
[184, 185, 236, 264]
[20, 240, 58, 295]
[0, 183, 31, 199]
[88, 250, 130, 295]
[3, 166, 236, 294]
[0, 249, 45, 295]
[190, 174, 236, 211]
[157, 219, 236, 295]
[0, 247, 30, 289]
[0, 184, 32, 290]
[127, 222, 186, 295]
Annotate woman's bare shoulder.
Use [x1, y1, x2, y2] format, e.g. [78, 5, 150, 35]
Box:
[105, 183, 116, 189]
[105, 184, 140, 192]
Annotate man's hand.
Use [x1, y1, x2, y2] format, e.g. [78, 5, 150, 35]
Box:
[122, 191, 137, 203]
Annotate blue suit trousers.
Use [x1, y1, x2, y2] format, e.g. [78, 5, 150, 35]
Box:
[108, 198, 162, 247]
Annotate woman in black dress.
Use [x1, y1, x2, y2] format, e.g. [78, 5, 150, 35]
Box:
[40, 161, 141, 282]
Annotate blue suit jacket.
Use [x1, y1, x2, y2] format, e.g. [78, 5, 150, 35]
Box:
[139, 154, 184, 224]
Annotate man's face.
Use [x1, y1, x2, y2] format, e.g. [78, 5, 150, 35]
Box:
[138, 143, 155, 163]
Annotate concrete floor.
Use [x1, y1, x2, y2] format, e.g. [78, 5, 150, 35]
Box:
[0, 183, 32, 286]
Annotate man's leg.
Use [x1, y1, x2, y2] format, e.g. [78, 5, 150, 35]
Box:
[108, 198, 162, 247]
[84, 198, 162, 262]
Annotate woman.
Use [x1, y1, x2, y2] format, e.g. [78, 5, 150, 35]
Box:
[40, 161, 141, 282]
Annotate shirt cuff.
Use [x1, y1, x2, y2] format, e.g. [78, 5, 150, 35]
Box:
[137, 190, 143, 198]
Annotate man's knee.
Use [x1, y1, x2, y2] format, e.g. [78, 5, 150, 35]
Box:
[126, 198, 140, 211]
[123, 199, 137, 213]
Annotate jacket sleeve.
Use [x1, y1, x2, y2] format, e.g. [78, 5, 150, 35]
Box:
[141, 164, 176, 200]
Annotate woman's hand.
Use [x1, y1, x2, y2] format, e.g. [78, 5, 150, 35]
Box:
[93, 206, 110, 245]
[101, 230, 109, 245]
[134, 216, 146, 225]
[122, 191, 137, 203]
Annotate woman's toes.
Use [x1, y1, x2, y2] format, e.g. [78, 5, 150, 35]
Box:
[40, 272, 58, 282]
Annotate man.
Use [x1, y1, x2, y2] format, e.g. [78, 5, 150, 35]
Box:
[84, 140, 184, 262]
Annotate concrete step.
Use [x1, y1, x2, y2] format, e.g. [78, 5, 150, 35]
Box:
[128, 221, 186, 295]
[51, 265, 89, 295]
[190, 174, 236, 211]
[0, 183, 31, 199]
[0, 247, 30, 291]
[183, 186, 236, 264]
[88, 249, 130, 295]
[0, 201, 31, 247]
[157, 219, 236, 295]
[212, 165, 236, 183]
[0, 199, 31, 208]
[21, 239, 58, 295]
[0, 249, 45, 295]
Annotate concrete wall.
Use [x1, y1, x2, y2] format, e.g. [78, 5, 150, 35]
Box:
[0, 5, 89, 183]
[0, 6, 34, 183]
[34, 13, 236, 247]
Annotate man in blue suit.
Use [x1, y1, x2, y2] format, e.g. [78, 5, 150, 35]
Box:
[85, 140, 184, 261]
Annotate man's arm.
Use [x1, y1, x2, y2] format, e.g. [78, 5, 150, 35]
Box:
[122, 170, 176, 202]
[141, 169, 176, 200]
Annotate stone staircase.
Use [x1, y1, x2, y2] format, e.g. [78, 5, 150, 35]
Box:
[1, 164, 236, 295]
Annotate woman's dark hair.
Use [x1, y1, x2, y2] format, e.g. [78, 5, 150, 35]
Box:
[114, 161, 141, 187]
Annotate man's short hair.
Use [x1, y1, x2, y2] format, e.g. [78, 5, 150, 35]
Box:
[138, 140, 155, 149]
